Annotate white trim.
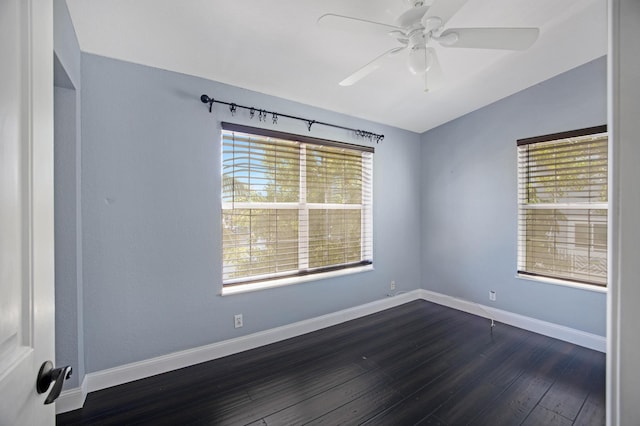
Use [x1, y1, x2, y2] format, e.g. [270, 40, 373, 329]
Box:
[516, 273, 608, 294]
[222, 264, 374, 295]
[225, 202, 366, 210]
[418, 289, 606, 352]
[55, 290, 418, 414]
[56, 288, 606, 414]
[607, 0, 620, 423]
[299, 144, 308, 270]
[222, 202, 299, 209]
[55, 376, 87, 414]
[520, 203, 609, 210]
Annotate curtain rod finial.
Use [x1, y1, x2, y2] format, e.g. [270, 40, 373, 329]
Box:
[201, 94, 214, 113]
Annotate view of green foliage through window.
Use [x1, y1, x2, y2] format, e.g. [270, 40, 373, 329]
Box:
[222, 126, 373, 286]
[517, 127, 608, 286]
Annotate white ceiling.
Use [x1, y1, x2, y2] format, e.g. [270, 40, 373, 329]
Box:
[65, 0, 607, 134]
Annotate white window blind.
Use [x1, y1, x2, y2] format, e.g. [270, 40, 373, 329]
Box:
[517, 126, 608, 287]
[221, 123, 373, 287]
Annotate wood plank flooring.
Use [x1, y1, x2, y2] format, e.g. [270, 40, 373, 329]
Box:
[57, 300, 605, 425]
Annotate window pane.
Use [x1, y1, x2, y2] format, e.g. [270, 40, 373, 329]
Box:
[519, 208, 607, 285]
[308, 209, 362, 269]
[593, 223, 607, 249]
[265, 142, 300, 203]
[223, 209, 298, 281]
[518, 136, 608, 204]
[575, 223, 590, 248]
[306, 146, 363, 204]
[223, 135, 300, 203]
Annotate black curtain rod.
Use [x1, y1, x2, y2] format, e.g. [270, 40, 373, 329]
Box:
[200, 94, 384, 143]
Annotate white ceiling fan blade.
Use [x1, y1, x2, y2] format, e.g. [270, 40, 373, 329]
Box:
[424, 48, 443, 92]
[339, 47, 406, 86]
[439, 28, 540, 50]
[422, 0, 469, 30]
[396, 5, 430, 28]
[318, 13, 401, 36]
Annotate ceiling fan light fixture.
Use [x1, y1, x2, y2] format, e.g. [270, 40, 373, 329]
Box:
[408, 45, 431, 75]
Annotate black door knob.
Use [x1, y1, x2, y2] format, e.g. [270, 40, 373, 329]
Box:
[36, 361, 72, 404]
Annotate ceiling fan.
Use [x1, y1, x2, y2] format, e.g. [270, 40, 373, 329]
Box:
[318, 0, 540, 91]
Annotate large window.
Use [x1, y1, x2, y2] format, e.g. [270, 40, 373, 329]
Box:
[517, 126, 608, 287]
[221, 123, 373, 288]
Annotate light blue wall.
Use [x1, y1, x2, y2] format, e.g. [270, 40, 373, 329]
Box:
[54, 85, 81, 388]
[420, 56, 607, 336]
[54, 0, 80, 85]
[53, 0, 84, 388]
[80, 53, 423, 373]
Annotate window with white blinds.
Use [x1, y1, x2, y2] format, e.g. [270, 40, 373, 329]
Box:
[517, 126, 608, 287]
[221, 123, 374, 287]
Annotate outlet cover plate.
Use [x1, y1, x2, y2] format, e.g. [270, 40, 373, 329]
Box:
[234, 314, 243, 328]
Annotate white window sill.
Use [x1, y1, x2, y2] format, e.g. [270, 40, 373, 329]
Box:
[516, 273, 607, 294]
[221, 265, 375, 296]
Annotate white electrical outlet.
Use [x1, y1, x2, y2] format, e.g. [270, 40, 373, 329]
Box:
[390, 280, 396, 290]
[489, 291, 496, 301]
[234, 314, 243, 328]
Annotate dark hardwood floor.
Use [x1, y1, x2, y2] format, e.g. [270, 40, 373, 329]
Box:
[57, 300, 605, 425]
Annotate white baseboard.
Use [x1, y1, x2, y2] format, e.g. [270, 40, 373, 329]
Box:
[56, 376, 87, 414]
[56, 288, 605, 414]
[56, 290, 419, 414]
[417, 289, 606, 353]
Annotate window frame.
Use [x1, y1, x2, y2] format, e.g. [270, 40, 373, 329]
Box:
[220, 123, 374, 294]
[516, 125, 608, 288]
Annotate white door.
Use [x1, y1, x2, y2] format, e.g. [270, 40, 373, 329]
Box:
[0, 0, 56, 424]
